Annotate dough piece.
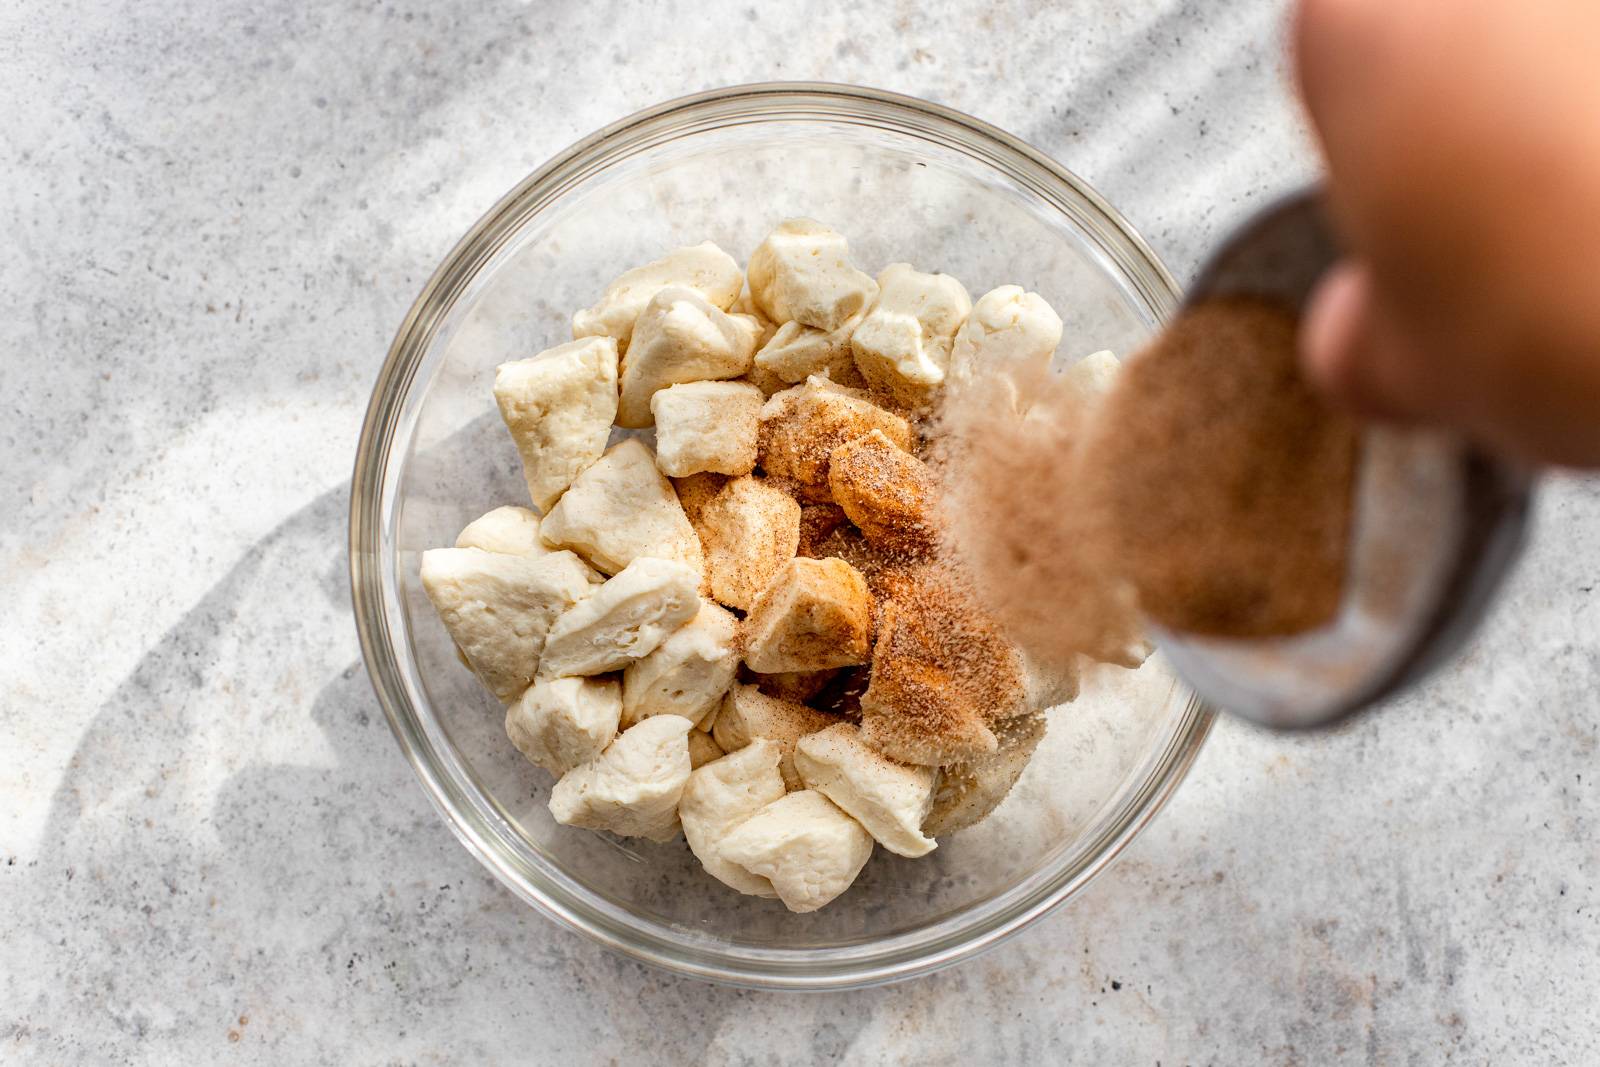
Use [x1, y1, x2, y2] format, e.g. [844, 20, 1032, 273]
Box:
[718, 790, 874, 913]
[455, 505, 556, 558]
[712, 683, 839, 791]
[572, 242, 742, 348]
[922, 713, 1046, 837]
[419, 548, 598, 702]
[616, 287, 757, 428]
[540, 438, 704, 577]
[548, 715, 696, 842]
[1062, 349, 1122, 401]
[753, 316, 866, 387]
[728, 293, 779, 351]
[866, 562, 1030, 722]
[795, 723, 937, 857]
[672, 472, 727, 526]
[746, 218, 878, 331]
[697, 476, 801, 611]
[651, 380, 764, 477]
[493, 337, 621, 512]
[620, 599, 739, 728]
[741, 557, 874, 674]
[850, 263, 972, 406]
[946, 285, 1063, 391]
[539, 557, 702, 677]
[757, 375, 914, 503]
[505, 674, 622, 776]
[827, 430, 942, 554]
[1101, 632, 1155, 671]
[679, 738, 786, 897]
[857, 598, 1000, 766]
[687, 729, 726, 770]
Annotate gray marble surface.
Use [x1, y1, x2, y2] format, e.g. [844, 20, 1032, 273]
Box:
[4, 0, 1596, 1063]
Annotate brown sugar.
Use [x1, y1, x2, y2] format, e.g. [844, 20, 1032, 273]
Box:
[1078, 297, 1358, 637]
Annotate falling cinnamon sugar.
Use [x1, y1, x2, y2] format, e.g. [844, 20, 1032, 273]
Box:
[940, 295, 1359, 669]
[1081, 297, 1358, 637]
[938, 366, 1142, 673]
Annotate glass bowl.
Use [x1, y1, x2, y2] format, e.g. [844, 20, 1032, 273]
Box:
[350, 83, 1214, 989]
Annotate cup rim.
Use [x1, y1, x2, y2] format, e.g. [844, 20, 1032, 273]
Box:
[349, 81, 1214, 990]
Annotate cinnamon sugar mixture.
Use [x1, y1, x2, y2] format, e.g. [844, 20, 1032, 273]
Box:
[938, 295, 1359, 674]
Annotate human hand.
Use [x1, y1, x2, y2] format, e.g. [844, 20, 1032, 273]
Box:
[1294, 0, 1600, 467]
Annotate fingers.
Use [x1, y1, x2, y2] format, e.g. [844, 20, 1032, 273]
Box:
[1300, 262, 1433, 425]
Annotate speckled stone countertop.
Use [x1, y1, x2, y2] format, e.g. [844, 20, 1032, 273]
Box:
[5, 1, 1597, 1063]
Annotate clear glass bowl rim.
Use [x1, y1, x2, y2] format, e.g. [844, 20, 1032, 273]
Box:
[349, 81, 1216, 990]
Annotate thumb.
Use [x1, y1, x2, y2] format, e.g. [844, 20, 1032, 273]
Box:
[1298, 260, 1439, 424]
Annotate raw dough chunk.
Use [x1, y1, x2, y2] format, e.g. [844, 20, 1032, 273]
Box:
[1062, 349, 1122, 401]
[671, 472, 729, 528]
[746, 218, 878, 332]
[621, 599, 739, 728]
[687, 729, 726, 770]
[757, 376, 914, 502]
[680, 738, 787, 897]
[419, 548, 598, 702]
[539, 557, 702, 677]
[729, 292, 779, 351]
[493, 337, 620, 512]
[548, 715, 696, 842]
[505, 674, 622, 776]
[867, 562, 1031, 720]
[1101, 632, 1155, 671]
[795, 723, 937, 857]
[712, 684, 838, 791]
[741, 557, 874, 674]
[753, 316, 866, 387]
[572, 242, 742, 348]
[827, 430, 942, 553]
[718, 790, 874, 913]
[922, 713, 1046, 837]
[1021, 350, 1125, 434]
[455, 506, 555, 558]
[651, 380, 764, 477]
[697, 476, 801, 611]
[858, 598, 1000, 766]
[850, 263, 972, 405]
[616, 288, 757, 427]
[540, 438, 704, 576]
[946, 285, 1063, 390]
